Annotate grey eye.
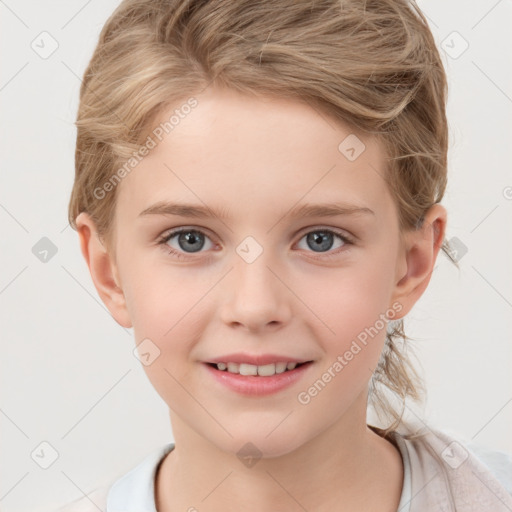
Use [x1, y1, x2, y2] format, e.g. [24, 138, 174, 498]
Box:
[297, 230, 347, 253]
[164, 229, 213, 253]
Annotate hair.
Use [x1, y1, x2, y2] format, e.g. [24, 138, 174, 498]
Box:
[68, 0, 459, 438]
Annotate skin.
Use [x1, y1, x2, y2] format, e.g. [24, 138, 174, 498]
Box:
[77, 86, 446, 511]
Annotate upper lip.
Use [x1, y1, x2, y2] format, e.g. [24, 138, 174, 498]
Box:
[205, 353, 313, 366]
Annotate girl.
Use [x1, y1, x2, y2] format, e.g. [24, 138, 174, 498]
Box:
[61, 0, 512, 510]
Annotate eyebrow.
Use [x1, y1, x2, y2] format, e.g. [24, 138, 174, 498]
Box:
[138, 201, 375, 219]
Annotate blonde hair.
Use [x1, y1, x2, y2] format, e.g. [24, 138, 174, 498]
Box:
[69, 0, 458, 438]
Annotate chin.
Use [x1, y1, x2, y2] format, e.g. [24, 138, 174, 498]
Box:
[215, 428, 307, 462]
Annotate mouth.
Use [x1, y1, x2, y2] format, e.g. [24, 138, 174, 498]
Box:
[204, 360, 314, 377]
[203, 359, 315, 396]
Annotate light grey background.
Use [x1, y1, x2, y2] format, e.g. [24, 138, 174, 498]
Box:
[1, 1, 511, 511]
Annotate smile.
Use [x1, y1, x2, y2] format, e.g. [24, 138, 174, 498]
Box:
[203, 361, 315, 396]
[207, 361, 310, 376]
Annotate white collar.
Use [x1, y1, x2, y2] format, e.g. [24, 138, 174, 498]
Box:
[391, 430, 412, 512]
[106, 443, 175, 512]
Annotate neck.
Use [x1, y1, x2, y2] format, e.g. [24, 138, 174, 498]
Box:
[156, 393, 403, 512]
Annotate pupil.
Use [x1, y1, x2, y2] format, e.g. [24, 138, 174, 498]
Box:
[180, 231, 204, 252]
[308, 231, 333, 252]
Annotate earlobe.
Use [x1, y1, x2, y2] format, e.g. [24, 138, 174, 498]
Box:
[75, 212, 132, 328]
[390, 204, 447, 318]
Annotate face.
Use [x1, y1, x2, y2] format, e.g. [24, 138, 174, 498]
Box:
[84, 86, 436, 458]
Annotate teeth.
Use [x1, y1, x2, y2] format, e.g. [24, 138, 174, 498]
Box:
[240, 363, 258, 376]
[214, 361, 304, 376]
[227, 362, 239, 373]
[275, 362, 287, 374]
[257, 363, 275, 377]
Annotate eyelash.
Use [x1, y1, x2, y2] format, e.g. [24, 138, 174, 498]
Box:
[157, 226, 355, 262]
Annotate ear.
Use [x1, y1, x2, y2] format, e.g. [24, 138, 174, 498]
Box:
[389, 204, 447, 319]
[75, 212, 132, 328]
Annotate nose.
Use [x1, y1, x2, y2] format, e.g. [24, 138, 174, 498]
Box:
[219, 251, 292, 333]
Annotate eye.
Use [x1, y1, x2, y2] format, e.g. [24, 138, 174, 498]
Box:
[157, 226, 354, 261]
[157, 228, 215, 260]
[295, 228, 354, 259]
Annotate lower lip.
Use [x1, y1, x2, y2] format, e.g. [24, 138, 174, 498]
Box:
[202, 362, 314, 396]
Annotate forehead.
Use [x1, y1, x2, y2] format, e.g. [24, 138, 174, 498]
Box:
[115, 87, 393, 224]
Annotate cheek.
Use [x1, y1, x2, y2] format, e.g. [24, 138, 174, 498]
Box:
[304, 261, 395, 339]
[295, 258, 396, 395]
[295, 271, 393, 414]
[127, 283, 202, 362]
[120, 248, 201, 335]
[121, 257, 211, 397]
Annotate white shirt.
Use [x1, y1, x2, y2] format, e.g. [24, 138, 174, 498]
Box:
[56, 423, 512, 512]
